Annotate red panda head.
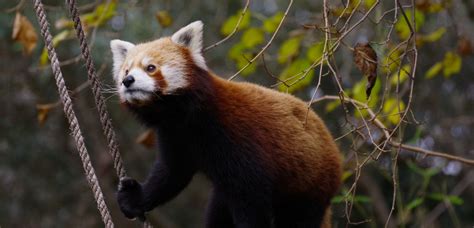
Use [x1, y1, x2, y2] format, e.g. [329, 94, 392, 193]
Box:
[110, 21, 207, 105]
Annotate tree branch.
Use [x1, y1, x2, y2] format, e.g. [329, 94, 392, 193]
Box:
[311, 95, 474, 166]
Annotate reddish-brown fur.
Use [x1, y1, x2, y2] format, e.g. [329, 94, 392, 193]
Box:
[150, 70, 168, 89]
[211, 75, 342, 205]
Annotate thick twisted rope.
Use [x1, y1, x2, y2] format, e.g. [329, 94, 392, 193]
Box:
[65, 0, 126, 179]
[33, 0, 114, 227]
[64, 1, 153, 227]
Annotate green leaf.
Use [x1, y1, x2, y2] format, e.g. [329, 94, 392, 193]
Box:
[241, 28, 264, 48]
[39, 49, 49, 65]
[424, 168, 440, 177]
[52, 30, 70, 46]
[263, 12, 284, 33]
[325, 100, 340, 113]
[365, 0, 377, 9]
[341, 170, 353, 182]
[429, 193, 445, 201]
[54, 18, 74, 29]
[383, 98, 406, 125]
[446, 195, 464, 205]
[228, 43, 247, 60]
[278, 58, 314, 92]
[352, 80, 367, 102]
[331, 195, 345, 204]
[278, 36, 302, 64]
[424, 27, 446, 43]
[39, 30, 71, 65]
[352, 78, 380, 119]
[369, 77, 381, 102]
[306, 42, 324, 61]
[442, 51, 462, 78]
[407, 160, 440, 177]
[427, 3, 445, 13]
[353, 195, 371, 203]
[425, 51, 461, 79]
[331, 194, 370, 204]
[407, 161, 425, 175]
[331, 0, 359, 17]
[382, 49, 401, 73]
[228, 43, 256, 76]
[82, 2, 117, 27]
[236, 53, 256, 76]
[395, 9, 425, 39]
[155, 10, 173, 28]
[425, 62, 443, 79]
[407, 127, 423, 144]
[352, 80, 371, 118]
[390, 64, 411, 85]
[406, 198, 424, 211]
[428, 194, 463, 205]
[221, 10, 251, 36]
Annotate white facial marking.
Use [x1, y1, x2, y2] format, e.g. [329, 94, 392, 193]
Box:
[141, 56, 152, 66]
[161, 64, 188, 94]
[118, 67, 156, 103]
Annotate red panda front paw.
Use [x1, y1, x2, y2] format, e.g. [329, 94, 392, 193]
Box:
[117, 177, 146, 221]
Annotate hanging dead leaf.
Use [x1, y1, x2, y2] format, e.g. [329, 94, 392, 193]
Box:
[136, 129, 156, 149]
[155, 10, 173, 28]
[353, 43, 378, 98]
[457, 36, 472, 56]
[12, 12, 38, 55]
[36, 104, 54, 125]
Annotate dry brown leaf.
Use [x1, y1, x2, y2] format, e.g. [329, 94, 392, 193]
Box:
[354, 42, 378, 98]
[12, 12, 38, 55]
[36, 104, 53, 125]
[155, 10, 173, 28]
[136, 129, 156, 149]
[457, 36, 472, 56]
[415, 0, 431, 11]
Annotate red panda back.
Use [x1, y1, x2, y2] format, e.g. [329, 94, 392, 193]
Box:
[211, 75, 342, 202]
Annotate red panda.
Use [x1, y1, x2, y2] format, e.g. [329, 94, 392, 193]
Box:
[111, 21, 342, 228]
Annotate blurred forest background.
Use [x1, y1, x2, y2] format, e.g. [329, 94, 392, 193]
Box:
[1, 0, 474, 227]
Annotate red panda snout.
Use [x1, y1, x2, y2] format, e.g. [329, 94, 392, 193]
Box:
[118, 67, 156, 104]
[122, 75, 135, 88]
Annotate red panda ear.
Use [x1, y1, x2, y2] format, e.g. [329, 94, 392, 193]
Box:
[171, 21, 207, 69]
[171, 21, 203, 53]
[110, 39, 135, 79]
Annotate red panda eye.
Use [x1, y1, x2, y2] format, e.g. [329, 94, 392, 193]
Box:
[146, 65, 156, 72]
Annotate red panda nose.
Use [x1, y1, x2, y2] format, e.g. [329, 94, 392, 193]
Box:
[122, 75, 135, 88]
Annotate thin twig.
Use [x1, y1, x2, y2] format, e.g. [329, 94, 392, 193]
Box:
[5, 0, 25, 13]
[37, 63, 108, 109]
[261, 54, 290, 88]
